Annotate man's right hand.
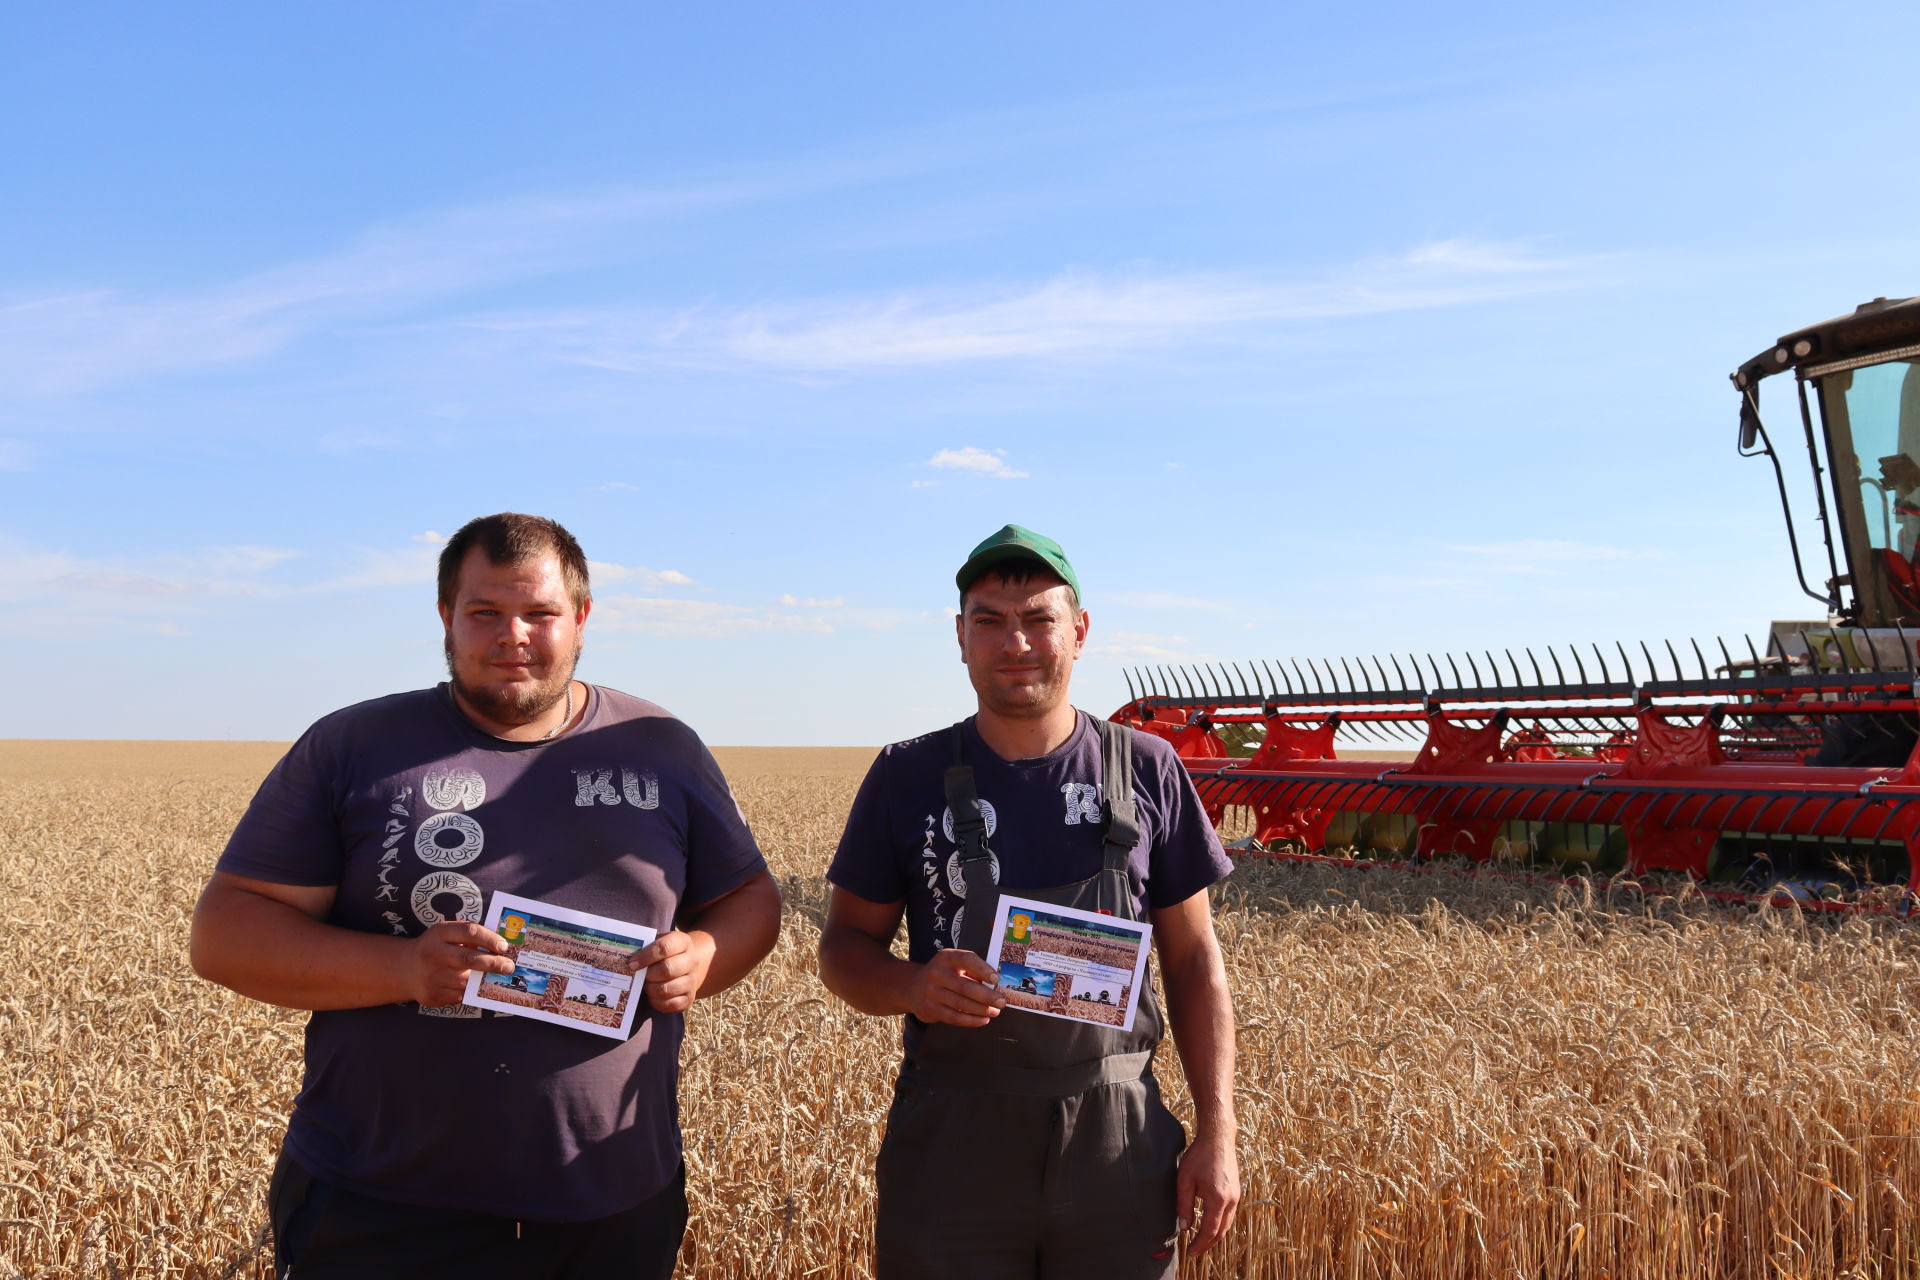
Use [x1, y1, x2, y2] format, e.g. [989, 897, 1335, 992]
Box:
[908, 948, 1006, 1027]
[409, 921, 514, 1007]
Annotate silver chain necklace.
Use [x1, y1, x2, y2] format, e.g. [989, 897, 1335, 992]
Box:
[534, 682, 575, 742]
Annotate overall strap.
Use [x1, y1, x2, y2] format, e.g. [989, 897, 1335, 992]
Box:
[944, 724, 998, 899]
[1095, 717, 1140, 874]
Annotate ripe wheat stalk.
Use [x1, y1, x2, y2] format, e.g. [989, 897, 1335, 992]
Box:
[5, 748, 1920, 1278]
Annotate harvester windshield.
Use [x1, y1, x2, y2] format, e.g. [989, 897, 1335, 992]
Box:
[1819, 358, 1920, 624]
[1732, 294, 1920, 629]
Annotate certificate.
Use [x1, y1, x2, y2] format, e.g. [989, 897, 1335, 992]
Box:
[982, 895, 1153, 1032]
[461, 892, 658, 1040]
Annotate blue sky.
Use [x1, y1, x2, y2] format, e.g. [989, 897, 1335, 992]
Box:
[7, 1, 1920, 745]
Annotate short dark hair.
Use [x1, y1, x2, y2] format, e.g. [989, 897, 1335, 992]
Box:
[960, 564, 1080, 615]
[437, 513, 591, 611]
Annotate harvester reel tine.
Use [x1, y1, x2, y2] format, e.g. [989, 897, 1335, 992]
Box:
[1371, 654, 1392, 693]
[1690, 637, 1708, 680]
[1536, 784, 1578, 825]
[1716, 636, 1734, 677]
[1805, 793, 1847, 837]
[1340, 656, 1360, 694]
[1835, 803, 1867, 842]
[1464, 651, 1484, 687]
[1549, 646, 1568, 685]
[1592, 643, 1613, 685]
[1745, 634, 1763, 667]
[1269, 660, 1293, 696]
[1123, 670, 1138, 706]
[1305, 659, 1327, 695]
[1445, 652, 1463, 689]
[1570, 646, 1590, 685]
[1671, 790, 1714, 829]
[1868, 798, 1905, 843]
[1230, 662, 1250, 699]
[1664, 638, 1683, 681]
[1390, 653, 1409, 690]
[1895, 621, 1911, 672]
[1775, 794, 1816, 831]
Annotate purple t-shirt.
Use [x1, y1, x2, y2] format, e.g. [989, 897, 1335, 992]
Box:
[828, 711, 1232, 1048]
[217, 683, 765, 1221]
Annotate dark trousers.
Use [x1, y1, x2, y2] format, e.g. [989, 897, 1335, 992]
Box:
[268, 1151, 687, 1280]
[874, 1072, 1186, 1280]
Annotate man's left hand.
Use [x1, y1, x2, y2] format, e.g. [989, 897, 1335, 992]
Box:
[631, 930, 717, 1013]
[1176, 1128, 1241, 1256]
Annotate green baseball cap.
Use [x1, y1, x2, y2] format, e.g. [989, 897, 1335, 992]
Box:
[956, 524, 1081, 600]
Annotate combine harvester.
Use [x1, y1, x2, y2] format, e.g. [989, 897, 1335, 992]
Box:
[1114, 295, 1920, 905]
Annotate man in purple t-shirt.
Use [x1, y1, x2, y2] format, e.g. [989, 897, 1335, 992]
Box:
[191, 512, 781, 1280]
[819, 524, 1241, 1279]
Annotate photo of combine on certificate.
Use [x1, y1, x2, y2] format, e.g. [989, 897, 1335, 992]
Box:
[983, 896, 1153, 1032]
[461, 892, 658, 1040]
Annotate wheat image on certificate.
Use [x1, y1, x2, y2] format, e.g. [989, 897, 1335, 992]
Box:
[983, 895, 1153, 1032]
[462, 891, 658, 1040]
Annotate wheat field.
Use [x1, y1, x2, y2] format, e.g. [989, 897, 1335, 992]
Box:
[7, 741, 1920, 1278]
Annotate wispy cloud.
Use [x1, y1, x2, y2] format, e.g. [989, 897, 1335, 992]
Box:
[316, 543, 443, 592]
[926, 446, 1027, 479]
[1443, 539, 1659, 576]
[1086, 631, 1219, 663]
[592, 561, 695, 589]
[0, 538, 307, 617]
[1105, 589, 1242, 614]
[593, 594, 835, 638]
[535, 238, 1612, 374]
[0, 184, 760, 397]
[779, 593, 845, 607]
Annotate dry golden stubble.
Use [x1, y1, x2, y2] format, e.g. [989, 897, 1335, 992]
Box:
[7, 754, 1920, 1277]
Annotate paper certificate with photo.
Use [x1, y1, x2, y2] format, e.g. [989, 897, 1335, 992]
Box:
[983, 895, 1153, 1032]
[461, 891, 658, 1040]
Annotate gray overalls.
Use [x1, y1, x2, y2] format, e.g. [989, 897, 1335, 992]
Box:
[874, 719, 1187, 1280]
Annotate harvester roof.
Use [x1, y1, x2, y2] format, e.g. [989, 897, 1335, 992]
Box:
[1734, 295, 1920, 391]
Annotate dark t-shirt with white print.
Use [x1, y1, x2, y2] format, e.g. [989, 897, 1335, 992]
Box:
[827, 709, 1232, 1052]
[217, 683, 765, 1222]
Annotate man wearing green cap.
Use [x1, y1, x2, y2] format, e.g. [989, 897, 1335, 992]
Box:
[820, 525, 1241, 1278]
